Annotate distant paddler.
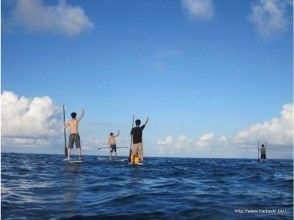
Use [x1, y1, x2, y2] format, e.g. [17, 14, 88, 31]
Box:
[64, 109, 85, 160]
[260, 143, 267, 162]
[130, 117, 149, 164]
[258, 141, 267, 162]
[108, 130, 120, 160]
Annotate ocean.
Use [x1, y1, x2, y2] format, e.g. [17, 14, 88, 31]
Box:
[1, 153, 293, 220]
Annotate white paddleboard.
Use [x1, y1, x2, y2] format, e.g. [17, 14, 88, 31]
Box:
[64, 158, 84, 163]
[97, 157, 108, 160]
[128, 162, 143, 166]
[112, 158, 128, 162]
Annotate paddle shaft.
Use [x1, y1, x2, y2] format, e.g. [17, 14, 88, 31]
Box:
[63, 105, 68, 157]
[257, 141, 260, 162]
[97, 147, 128, 150]
[128, 115, 135, 162]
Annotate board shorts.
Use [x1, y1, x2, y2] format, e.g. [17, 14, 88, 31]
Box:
[261, 154, 266, 160]
[68, 133, 81, 149]
[110, 144, 116, 153]
[131, 143, 143, 160]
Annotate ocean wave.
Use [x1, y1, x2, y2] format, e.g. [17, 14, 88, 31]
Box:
[1, 153, 293, 220]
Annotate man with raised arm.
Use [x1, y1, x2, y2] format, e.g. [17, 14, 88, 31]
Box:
[64, 109, 85, 160]
[130, 117, 149, 164]
[108, 130, 120, 160]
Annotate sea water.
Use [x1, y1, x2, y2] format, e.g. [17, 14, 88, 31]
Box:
[1, 153, 293, 220]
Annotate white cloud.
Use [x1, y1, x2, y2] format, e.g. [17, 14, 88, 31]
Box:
[182, 0, 215, 20]
[193, 133, 229, 148]
[157, 135, 192, 149]
[248, 0, 288, 39]
[12, 0, 94, 36]
[233, 104, 293, 146]
[157, 133, 227, 150]
[1, 91, 62, 146]
[2, 137, 49, 146]
[175, 135, 192, 149]
[157, 136, 174, 145]
[156, 135, 194, 156]
[220, 135, 228, 145]
[194, 132, 215, 148]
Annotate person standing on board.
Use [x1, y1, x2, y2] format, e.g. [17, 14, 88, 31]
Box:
[260, 144, 266, 162]
[130, 118, 148, 164]
[108, 130, 120, 160]
[64, 109, 85, 160]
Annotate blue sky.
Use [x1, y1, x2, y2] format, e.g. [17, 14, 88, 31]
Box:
[1, 0, 293, 158]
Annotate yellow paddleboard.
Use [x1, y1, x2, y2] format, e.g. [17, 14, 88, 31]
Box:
[129, 153, 143, 165]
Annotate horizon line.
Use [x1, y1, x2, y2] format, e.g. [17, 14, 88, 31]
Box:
[1, 151, 293, 160]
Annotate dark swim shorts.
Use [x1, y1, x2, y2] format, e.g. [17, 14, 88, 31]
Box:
[261, 154, 266, 160]
[110, 144, 116, 153]
[68, 133, 81, 149]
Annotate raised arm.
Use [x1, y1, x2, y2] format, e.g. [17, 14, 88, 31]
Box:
[78, 109, 85, 121]
[116, 130, 120, 137]
[143, 117, 149, 126]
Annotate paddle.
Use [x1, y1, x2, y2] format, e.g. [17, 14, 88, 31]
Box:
[63, 105, 68, 157]
[128, 115, 135, 163]
[264, 141, 267, 161]
[257, 141, 260, 163]
[97, 147, 128, 150]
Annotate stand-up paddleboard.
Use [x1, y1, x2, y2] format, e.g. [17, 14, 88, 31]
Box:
[128, 154, 143, 165]
[97, 157, 108, 161]
[63, 158, 84, 163]
[112, 158, 128, 162]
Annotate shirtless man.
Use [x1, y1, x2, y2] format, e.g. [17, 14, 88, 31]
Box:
[64, 109, 85, 160]
[108, 130, 119, 160]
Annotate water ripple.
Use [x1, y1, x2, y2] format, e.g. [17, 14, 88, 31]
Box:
[1, 153, 293, 220]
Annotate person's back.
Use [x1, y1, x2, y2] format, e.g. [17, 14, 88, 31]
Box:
[68, 118, 79, 134]
[261, 146, 266, 155]
[131, 126, 145, 144]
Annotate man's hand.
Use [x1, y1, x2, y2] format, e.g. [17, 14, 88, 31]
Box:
[78, 109, 85, 121]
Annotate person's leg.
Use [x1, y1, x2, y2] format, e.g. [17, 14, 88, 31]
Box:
[138, 143, 143, 163]
[131, 144, 138, 163]
[76, 134, 82, 160]
[68, 134, 74, 159]
[130, 145, 135, 163]
[78, 148, 82, 160]
[110, 146, 113, 160]
[67, 148, 71, 160]
[114, 145, 117, 159]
